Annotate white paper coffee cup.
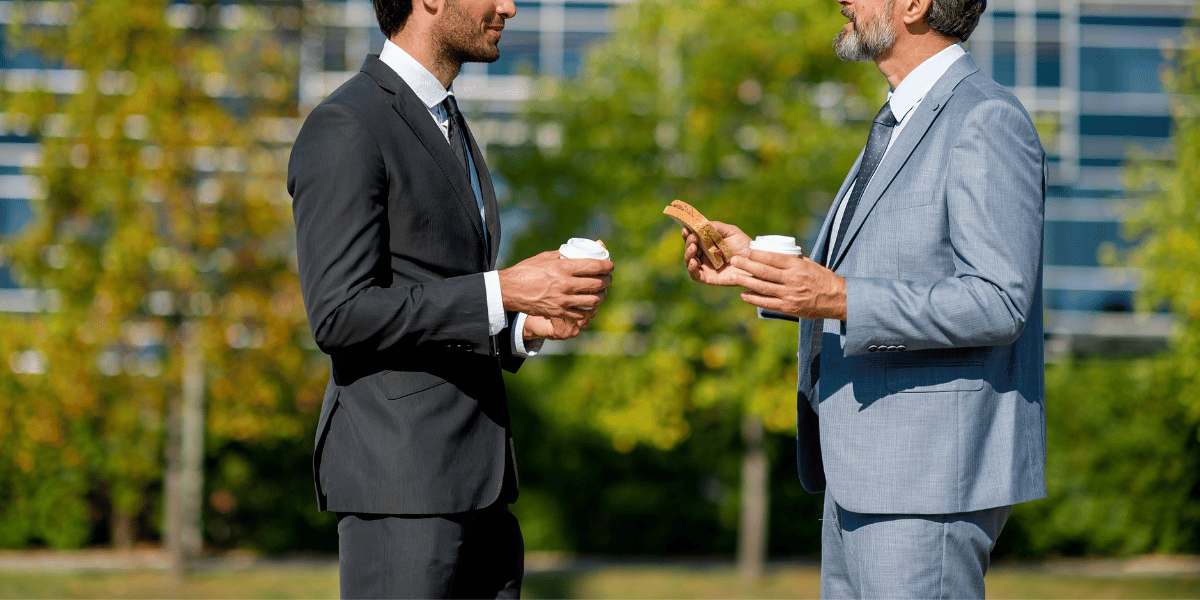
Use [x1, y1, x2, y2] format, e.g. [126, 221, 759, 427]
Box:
[748, 235, 802, 257]
[748, 235, 802, 318]
[559, 238, 610, 260]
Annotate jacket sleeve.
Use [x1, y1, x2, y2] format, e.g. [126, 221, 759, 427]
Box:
[289, 101, 494, 357]
[843, 97, 1045, 356]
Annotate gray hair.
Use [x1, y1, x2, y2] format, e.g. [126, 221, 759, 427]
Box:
[927, 0, 986, 42]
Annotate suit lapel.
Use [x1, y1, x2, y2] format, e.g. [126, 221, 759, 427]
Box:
[361, 56, 490, 249]
[464, 122, 502, 268]
[829, 54, 980, 270]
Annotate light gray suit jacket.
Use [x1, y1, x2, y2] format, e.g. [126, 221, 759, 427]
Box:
[795, 53, 1047, 515]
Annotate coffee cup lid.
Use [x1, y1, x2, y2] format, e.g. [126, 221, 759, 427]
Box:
[559, 238, 610, 260]
[749, 235, 802, 255]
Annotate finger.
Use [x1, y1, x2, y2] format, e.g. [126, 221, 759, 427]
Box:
[685, 244, 708, 268]
[746, 248, 797, 269]
[708, 220, 742, 239]
[563, 257, 614, 276]
[740, 290, 783, 311]
[555, 308, 592, 325]
[562, 296, 600, 312]
[734, 271, 787, 297]
[731, 254, 785, 283]
[568, 275, 610, 294]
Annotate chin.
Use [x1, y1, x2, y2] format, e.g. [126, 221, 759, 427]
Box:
[475, 46, 501, 63]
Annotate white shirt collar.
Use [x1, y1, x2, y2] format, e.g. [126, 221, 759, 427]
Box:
[379, 39, 454, 109]
[886, 43, 966, 123]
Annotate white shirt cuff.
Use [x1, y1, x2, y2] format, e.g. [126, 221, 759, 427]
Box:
[484, 270, 505, 336]
[511, 312, 543, 357]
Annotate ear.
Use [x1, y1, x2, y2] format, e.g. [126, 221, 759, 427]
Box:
[899, 0, 933, 26]
[418, 0, 442, 15]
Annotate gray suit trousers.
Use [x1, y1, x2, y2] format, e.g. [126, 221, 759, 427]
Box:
[821, 492, 1010, 600]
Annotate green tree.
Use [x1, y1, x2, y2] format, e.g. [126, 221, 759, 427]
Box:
[0, 0, 322, 560]
[1003, 1, 1200, 557]
[1121, 5, 1200, 422]
[497, 0, 876, 576]
[1002, 358, 1200, 556]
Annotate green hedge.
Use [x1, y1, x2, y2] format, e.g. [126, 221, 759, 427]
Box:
[998, 357, 1200, 556]
[3, 355, 1197, 558]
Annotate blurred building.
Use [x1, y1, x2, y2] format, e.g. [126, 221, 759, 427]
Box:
[2, 0, 1194, 356]
[970, 0, 1189, 355]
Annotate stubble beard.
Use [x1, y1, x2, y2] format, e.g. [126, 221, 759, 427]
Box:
[833, 2, 897, 62]
[438, 0, 502, 66]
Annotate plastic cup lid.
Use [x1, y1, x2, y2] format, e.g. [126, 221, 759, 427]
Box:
[559, 238, 610, 260]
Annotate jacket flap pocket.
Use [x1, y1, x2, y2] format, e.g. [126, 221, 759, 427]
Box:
[885, 362, 984, 393]
[378, 369, 449, 399]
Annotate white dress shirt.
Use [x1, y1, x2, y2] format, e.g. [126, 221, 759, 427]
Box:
[825, 43, 967, 266]
[379, 41, 539, 356]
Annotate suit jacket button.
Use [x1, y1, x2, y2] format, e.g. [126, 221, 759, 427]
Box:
[897, 345, 906, 351]
[887, 345, 898, 352]
[868, 345, 878, 352]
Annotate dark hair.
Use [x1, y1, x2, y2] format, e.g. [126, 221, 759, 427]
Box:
[927, 0, 986, 42]
[374, 0, 413, 39]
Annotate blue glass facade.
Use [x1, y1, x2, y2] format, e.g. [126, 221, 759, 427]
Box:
[968, 2, 1188, 326]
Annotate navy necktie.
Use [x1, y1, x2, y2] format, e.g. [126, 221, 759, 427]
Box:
[830, 101, 897, 262]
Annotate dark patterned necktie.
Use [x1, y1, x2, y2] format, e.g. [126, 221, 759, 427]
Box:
[830, 101, 897, 261]
[441, 94, 488, 247]
[441, 94, 470, 173]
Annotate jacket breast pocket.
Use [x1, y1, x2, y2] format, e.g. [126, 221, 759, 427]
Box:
[885, 362, 984, 393]
[876, 192, 935, 213]
[376, 369, 450, 400]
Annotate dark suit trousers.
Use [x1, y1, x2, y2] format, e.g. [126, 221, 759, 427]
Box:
[336, 502, 523, 599]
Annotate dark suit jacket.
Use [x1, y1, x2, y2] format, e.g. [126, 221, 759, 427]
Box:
[288, 55, 523, 515]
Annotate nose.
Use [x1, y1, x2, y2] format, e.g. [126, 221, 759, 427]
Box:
[497, 0, 516, 19]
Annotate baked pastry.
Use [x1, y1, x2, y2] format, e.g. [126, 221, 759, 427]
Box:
[663, 200, 733, 269]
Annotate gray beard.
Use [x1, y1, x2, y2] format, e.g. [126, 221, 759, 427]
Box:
[833, 11, 897, 62]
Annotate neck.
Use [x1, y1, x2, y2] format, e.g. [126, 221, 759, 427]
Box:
[875, 35, 954, 89]
[390, 32, 461, 89]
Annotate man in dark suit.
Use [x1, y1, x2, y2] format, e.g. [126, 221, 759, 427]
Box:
[287, 0, 614, 597]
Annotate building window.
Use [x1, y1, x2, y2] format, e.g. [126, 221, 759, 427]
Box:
[563, 31, 606, 77]
[1079, 47, 1168, 93]
[1079, 114, 1171, 138]
[489, 30, 540, 76]
[993, 41, 1016, 87]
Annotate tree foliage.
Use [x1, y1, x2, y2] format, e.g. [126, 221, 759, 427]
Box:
[1001, 359, 1200, 556]
[0, 0, 322, 548]
[1121, 7, 1200, 427]
[497, 0, 878, 452]
[1000, 3, 1200, 557]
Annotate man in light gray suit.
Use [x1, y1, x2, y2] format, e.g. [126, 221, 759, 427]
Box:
[684, 0, 1046, 597]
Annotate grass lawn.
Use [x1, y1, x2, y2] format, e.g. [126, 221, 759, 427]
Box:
[0, 557, 1197, 599]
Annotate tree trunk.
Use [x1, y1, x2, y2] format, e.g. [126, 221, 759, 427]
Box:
[164, 384, 181, 580]
[166, 321, 205, 581]
[110, 507, 135, 551]
[737, 415, 769, 583]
